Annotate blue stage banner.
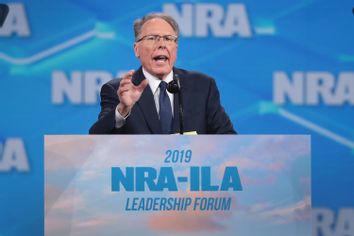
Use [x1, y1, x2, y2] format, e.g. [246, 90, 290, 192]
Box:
[45, 135, 311, 236]
[0, 1, 353, 235]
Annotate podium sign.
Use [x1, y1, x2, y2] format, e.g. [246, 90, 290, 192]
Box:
[45, 135, 311, 236]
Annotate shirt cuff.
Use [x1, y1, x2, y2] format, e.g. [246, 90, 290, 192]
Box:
[115, 105, 130, 129]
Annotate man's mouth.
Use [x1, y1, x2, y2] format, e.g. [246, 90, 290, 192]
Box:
[153, 55, 168, 63]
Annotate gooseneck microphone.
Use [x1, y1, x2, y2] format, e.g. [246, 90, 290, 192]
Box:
[167, 74, 184, 134]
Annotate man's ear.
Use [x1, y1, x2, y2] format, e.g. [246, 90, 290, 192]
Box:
[134, 43, 140, 58]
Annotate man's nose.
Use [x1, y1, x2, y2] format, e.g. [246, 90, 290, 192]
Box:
[156, 37, 167, 47]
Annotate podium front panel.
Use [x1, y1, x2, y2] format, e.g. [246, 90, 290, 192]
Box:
[45, 135, 311, 236]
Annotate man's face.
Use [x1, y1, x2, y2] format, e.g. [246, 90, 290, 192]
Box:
[134, 18, 178, 80]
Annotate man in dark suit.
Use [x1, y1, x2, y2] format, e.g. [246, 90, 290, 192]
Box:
[89, 13, 236, 134]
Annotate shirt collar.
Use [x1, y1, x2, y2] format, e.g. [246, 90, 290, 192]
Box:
[142, 68, 173, 94]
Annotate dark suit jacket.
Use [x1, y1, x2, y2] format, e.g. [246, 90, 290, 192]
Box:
[89, 67, 236, 134]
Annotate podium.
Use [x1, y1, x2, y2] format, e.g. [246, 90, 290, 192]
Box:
[45, 135, 311, 236]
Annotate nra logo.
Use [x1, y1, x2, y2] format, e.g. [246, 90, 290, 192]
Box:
[163, 3, 252, 38]
[51, 70, 129, 104]
[0, 3, 30, 37]
[313, 208, 354, 236]
[0, 138, 29, 172]
[273, 71, 354, 106]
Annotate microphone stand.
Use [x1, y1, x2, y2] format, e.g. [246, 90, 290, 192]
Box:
[167, 74, 184, 135]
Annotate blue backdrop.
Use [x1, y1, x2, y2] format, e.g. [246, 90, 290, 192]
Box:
[0, 1, 353, 235]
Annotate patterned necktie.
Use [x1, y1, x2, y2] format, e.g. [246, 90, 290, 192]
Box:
[159, 81, 173, 134]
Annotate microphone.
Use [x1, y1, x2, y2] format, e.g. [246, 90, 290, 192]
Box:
[167, 74, 184, 134]
[131, 71, 141, 86]
[0, 4, 9, 27]
[167, 75, 180, 93]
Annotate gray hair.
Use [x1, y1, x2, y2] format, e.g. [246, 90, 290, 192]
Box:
[133, 13, 180, 41]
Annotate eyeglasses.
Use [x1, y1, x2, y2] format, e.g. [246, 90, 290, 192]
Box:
[136, 34, 178, 44]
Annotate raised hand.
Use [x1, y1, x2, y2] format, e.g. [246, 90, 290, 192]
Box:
[117, 70, 149, 117]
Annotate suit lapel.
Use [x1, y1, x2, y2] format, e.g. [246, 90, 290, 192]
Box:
[134, 67, 162, 134]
